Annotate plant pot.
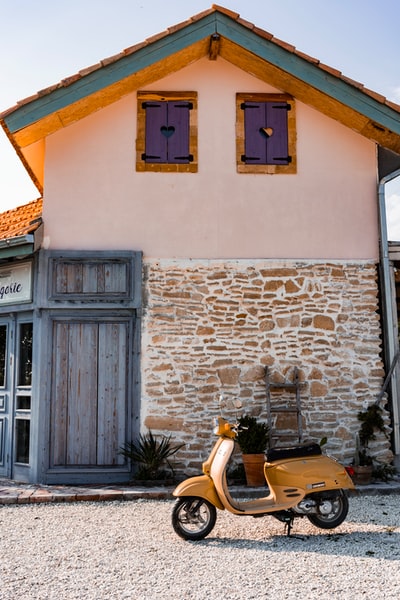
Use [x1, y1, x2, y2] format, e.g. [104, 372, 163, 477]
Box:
[352, 465, 373, 485]
[242, 454, 266, 487]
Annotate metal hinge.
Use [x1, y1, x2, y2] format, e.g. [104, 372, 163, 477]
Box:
[273, 156, 292, 163]
[272, 103, 291, 111]
[241, 155, 260, 161]
[174, 154, 194, 161]
[141, 154, 161, 160]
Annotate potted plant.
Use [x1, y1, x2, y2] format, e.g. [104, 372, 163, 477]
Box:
[352, 403, 387, 485]
[236, 415, 269, 487]
[119, 430, 184, 484]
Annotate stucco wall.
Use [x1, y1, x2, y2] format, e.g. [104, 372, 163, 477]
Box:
[43, 57, 378, 260]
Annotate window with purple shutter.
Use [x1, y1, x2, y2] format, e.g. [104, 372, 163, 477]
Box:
[142, 100, 193, 164]
[241, 100, 291, 165]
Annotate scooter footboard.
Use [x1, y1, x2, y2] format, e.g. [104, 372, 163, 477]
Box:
[172, 475, 225, 510]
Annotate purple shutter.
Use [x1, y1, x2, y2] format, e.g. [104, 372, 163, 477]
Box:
[243, 102, 266, 164]
[242, 101, 290, 165]
[167, 101, 191, 163]
[143, 102, 167, 163]
[266, 102, 289, 164]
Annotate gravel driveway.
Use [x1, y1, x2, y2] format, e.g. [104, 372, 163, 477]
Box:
[0, 494, 399, 599]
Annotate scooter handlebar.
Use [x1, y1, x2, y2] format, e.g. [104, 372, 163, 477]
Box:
[213, 416, 238, 439]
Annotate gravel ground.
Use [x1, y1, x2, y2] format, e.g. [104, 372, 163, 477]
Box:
[0, 494, 399, 599]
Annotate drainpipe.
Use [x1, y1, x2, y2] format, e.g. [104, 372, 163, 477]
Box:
[378, 168, 400, 456]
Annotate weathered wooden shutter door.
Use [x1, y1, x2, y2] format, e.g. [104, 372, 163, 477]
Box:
[266, 102, 289, 164]
[243, 102, 266, 163]
[51, 320, 128, 467]
[144, 102, 167, 162]
[167, 101, 191, 163]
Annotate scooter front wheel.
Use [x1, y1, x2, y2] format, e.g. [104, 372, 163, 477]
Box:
[307, 491, 349, 529]
[172, 496, 217, 541]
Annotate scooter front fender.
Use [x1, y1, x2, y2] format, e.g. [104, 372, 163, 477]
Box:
[172, 475, 225, 510]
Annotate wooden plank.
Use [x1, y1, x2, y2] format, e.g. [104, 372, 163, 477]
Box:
[51, 322, 69, 466]
[0, 418, 4, 465]
[97, 322, 128, 465]
[53, 261, 68, 294]
[208, 33, 220, 60]
[104, 262, 127, 293]
[66, 323, 98, 465]
[67, 262, 82, 294]
[82, 262, 99, 293]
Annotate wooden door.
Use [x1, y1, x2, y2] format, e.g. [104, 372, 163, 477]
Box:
[50, 319, 131, 468]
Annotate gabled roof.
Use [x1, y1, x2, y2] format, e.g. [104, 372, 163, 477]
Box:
[0, 198, 42, 240]
[1, 4, 400, 194]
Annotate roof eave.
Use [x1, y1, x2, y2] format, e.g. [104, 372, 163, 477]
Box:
[1, 7, 400, 161]
[0, 223, 43, 260]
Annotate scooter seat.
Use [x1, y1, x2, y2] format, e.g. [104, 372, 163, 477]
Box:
[266, 443, 322, 462]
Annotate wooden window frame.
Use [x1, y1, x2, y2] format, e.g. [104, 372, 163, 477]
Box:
[236, 93, 297, 174]
[136, 91, 198, 173]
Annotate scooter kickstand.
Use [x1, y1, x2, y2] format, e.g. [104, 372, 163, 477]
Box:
[284, 518, 294, 537]
[284, 518, 306, 540]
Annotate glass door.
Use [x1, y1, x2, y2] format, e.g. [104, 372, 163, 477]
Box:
[0, 319, 13, 477]
[14, 322, 33, 468]
[0, 317, 33, 479]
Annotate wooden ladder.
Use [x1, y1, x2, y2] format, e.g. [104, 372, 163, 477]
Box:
[265, 366, 304, 447]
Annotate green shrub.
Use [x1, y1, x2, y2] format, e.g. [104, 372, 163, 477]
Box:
[119, 430, 184, 480]
[236, 415, 269, 454]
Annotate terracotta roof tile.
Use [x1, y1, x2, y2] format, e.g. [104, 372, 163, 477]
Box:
[146, 30, 171, 45]
[319, 63, 343, 78]
[365, 88, 386, 104]
[271, 37, 296, 53]
[189, 7, 215, 23]
[386, 99, 400, 111]
[37, 83, 62, 97]
[79, 63, 103, 77]
[0, 199, 43, 241]
[61, 74, 81, 87]
[122, 40, 148, 57]
[295, 50, 320, 65]
[341, 75, 365, 89]
[211, 5, 239, 19]
[236, 17, 255, 31]
[101, 52, 127, 67]
[252, 26, 274, 41]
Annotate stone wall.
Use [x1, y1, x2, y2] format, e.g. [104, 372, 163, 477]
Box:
[141, 259, 391, 475]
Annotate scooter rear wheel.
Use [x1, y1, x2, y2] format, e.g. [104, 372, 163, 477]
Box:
[307, 491, 349, 529]
[172, 496, 217, 541]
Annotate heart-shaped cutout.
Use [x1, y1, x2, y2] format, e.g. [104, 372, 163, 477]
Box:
[160, 126, 175, 138]
[259, 127, 274, 138]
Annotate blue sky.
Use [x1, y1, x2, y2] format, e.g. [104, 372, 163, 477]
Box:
[1, 0, 400, 234]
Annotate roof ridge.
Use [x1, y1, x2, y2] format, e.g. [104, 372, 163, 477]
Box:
[1, 4, 399, 120]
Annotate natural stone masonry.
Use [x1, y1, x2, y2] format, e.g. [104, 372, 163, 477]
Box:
[141, 259, 392, 475]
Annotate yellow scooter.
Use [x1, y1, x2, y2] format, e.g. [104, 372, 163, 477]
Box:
[172, 414, 355, 540]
